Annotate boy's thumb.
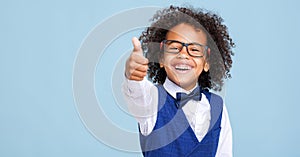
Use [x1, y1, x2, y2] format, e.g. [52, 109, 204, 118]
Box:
[132, 37, 143, 54]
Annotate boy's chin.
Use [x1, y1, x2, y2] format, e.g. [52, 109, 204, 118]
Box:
[175, 79, 198, 90]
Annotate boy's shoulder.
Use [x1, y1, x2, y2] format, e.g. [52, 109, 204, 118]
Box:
[202, 89, 223, 106]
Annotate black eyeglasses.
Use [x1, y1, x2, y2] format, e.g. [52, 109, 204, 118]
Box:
[160, 40, 208, 58]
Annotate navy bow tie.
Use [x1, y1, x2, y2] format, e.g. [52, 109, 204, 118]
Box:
[175, 86, 202, 109]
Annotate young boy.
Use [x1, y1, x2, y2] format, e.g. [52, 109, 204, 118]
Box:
[123, 5, 235, 157]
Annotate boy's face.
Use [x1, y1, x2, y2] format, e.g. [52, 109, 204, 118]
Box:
[160, 23, 209, 90]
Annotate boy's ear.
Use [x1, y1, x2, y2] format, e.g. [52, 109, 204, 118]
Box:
[204, 62, 209, 72]
[159, 58, 164, 68]
[204, 48, 210, 72]
[159, 61, 164, 68]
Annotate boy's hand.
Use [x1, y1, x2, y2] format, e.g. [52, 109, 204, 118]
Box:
[125, 37, 149, 81]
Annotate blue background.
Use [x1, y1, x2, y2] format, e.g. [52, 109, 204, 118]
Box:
[1, 0, 300, 156]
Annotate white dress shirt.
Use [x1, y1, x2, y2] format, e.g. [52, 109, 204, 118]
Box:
[122, 77, 232, 157]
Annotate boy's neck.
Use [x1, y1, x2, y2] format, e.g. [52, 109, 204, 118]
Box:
[163, 77, 198, 94]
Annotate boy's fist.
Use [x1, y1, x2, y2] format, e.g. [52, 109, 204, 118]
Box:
[125, 37, 149, 81]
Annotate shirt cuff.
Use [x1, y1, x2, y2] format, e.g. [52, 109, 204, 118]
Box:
[122, 77, 148, 98]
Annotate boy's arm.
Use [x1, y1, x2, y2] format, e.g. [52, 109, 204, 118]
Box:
[215, 104, 233, 157]
[122, 78, 158, 135]
[122, 37, 157, 135]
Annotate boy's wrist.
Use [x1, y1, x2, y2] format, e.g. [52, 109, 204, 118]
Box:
[124, 77, 145, 90]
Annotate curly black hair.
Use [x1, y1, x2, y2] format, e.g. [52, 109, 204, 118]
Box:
[139, 5, 235, 91]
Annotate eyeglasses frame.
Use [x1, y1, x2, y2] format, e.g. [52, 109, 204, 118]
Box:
[160, 39, 208, 58]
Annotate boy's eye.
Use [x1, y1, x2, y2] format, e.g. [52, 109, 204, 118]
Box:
[189, 45, 201, 52]
[169, 46, 180, 50]
[166, 43, 181, 51]
[190, 48, 200, 52]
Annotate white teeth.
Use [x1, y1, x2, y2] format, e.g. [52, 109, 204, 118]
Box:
[175, 64, 191, 70]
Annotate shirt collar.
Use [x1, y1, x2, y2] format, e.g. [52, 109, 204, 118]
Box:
[163, 77, 198, 99]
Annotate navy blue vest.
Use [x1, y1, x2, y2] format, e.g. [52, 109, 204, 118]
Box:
[139, 85, 223, 157]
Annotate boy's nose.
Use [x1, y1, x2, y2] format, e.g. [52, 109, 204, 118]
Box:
[177, 46, 189, 59]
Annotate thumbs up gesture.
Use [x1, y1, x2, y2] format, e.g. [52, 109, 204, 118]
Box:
[125, 37, 149, 81]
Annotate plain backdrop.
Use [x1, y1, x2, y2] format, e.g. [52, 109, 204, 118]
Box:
[1, 0, 299, 156]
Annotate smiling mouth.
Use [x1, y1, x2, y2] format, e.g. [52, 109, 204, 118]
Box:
[174, 64, 192, 71]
